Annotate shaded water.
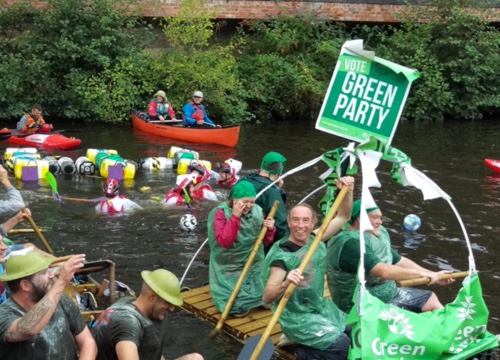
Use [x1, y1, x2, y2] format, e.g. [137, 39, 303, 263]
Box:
[2, 119, 500, 359]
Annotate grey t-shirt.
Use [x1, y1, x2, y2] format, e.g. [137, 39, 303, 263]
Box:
[91, 297, 161, 360]
[0, 295, 87, 360]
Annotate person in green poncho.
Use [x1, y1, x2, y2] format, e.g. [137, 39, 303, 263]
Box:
[262, 176, 354, 360]
[243, 151, 288, 253]
[326, 200, 455, 315]
[208, 181, 276, 317]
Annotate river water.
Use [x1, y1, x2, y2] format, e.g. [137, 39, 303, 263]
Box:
[2, 119, 500, 359]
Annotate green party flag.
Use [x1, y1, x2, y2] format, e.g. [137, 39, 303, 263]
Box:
[316, 39, 419, 146]
[435, 272, 498, 359]
[348, 287, 445, 360]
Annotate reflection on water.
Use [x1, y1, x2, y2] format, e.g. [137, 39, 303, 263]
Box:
[2, 119, 500, 357]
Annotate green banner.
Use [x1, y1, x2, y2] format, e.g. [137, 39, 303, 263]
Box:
[316, 40, 419, 145]
[348, 273, 498, 359]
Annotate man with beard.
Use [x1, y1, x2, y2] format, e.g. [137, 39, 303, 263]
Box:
[0, 249, 97, 360]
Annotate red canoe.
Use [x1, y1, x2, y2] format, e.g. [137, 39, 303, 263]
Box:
[131, 111, 240, 147]
[484, 159, 500, 173]
[4, 132, 82, 150]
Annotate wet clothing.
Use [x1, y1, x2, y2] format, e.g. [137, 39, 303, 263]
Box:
[182, 102, 215, 127]
[162, 184, 217, 206]
[208, 203, 275, 314]
[91, 298, 160, 360]
[243, 173, 288, 246]
[17, 114, 46, 134]
[327, 226, 431, 313]
[262, 236, 348, 352]
[389, 287, 433, 313]
[148, 98, 176, 120]
[96, 196, 142, 214]
[0, 295, 86, 360]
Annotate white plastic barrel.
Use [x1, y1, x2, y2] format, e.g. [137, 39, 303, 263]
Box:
[57, 157, 76, 175]
[138, 157, 174, 171]
[4, 147, 38, 160]
[75, 156, 95, 175]
[43, 156, 61, 174]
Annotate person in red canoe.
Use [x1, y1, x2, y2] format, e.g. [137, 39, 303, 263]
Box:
[148, 90, 177, 122]
[182, 91, 221, 128]
[16, 104, 53, 134]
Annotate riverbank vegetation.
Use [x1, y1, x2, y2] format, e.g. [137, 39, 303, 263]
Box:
[0, 0, 498, 123]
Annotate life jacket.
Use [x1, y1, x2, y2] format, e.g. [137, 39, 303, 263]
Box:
[163, 190, 186, 205]
[23, 114, 46, 134]
[192, 184, 217, 201]
[183, 102, 205, 126]
[149, 98, 169, 117]
[98, 196, 128, 213]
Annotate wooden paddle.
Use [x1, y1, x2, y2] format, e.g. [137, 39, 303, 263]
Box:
[0, 132, 13, 141]
[24, 209, 54, 255]
[397, 271, 470, 287]
[239, 186, 349, 360]
[211, 200, 280, 336]
[149, 120, 183, 124]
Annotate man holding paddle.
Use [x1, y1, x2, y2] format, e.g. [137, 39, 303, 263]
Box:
[261, 176, 354, 360]
[326, 200, 455, 314]
[182, 91, 220, 128]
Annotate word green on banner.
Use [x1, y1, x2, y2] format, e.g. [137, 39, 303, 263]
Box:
[316, 39, 419, 145]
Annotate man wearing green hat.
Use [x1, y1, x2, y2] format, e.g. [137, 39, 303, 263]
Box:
[0, 250, 96, 359]
[91, 269, 203, 360]
[243, 151, 288, 251]
[327, 199, 454, 314]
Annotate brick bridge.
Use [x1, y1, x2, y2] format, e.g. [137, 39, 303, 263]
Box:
[142, 0, 500, 23]
[4, 0, 500, 23]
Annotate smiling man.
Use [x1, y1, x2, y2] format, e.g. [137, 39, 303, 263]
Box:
[261, 177, 354, 360]
[91, 269, 203, 360]
[0, 250, 96, 360]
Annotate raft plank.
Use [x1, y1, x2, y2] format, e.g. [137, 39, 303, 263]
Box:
[180, 283, 331, 360]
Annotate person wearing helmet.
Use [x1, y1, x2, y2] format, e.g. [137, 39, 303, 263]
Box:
[96, 178, 142, 214]
[16, 104, 53, 134]
[91, 269, 203, 360]
[0, 250, 97, 359]
[216, 159, 242, 187]
[208, 181, 275, 317]
[181, 91, 220, 128]
[148, 90, 177, 122]
[163, 173, 217, 206]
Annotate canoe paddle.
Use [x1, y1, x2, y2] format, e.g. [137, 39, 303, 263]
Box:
[237, 186, 349, 360]
[397, 271, 470, 287]
[23, 209, 55, 255]
[211, 200, 280, 336]
[45, 172, 62, 203]
[0, 133, 13, 141]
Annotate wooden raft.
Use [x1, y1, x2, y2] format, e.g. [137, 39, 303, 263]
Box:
[181, 283, 332, 360]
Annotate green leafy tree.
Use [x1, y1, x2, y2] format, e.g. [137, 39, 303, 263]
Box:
[156, 0, 249, 123]
[234, 5, 348, 122]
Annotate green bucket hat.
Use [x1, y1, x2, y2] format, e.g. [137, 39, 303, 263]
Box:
[230, 181, 256, 200]
[261, 152, 287, 175]
[0, 250, 52, 282]
[141, 269, 183, 306]
[350, 199, 379, 225]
